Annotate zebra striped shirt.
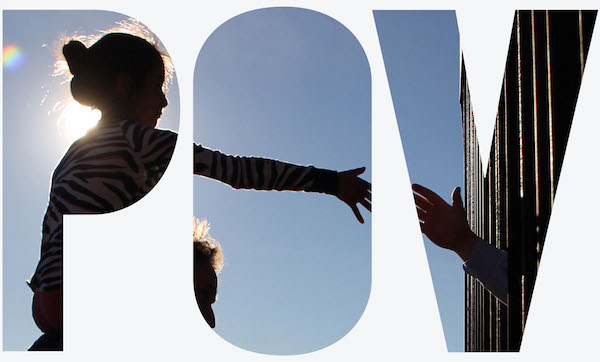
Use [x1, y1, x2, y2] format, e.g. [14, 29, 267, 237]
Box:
[29, 120, 337, 292]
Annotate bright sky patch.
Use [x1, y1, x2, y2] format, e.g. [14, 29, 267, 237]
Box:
[57, 100, 101, 142]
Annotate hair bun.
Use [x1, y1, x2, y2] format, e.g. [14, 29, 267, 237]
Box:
[63, 40, 88, 76]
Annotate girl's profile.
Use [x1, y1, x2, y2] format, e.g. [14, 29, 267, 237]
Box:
[27, 24, 370, 351]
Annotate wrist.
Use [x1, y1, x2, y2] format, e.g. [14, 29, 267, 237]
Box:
[306, 168, 338, 195]
[455, 230, 477, 262]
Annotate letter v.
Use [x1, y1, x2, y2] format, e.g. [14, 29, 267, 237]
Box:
[375, 10, 596, 352]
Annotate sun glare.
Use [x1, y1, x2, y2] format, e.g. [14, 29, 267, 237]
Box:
[57, 100, 101, 142]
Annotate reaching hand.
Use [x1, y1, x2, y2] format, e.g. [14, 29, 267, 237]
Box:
[412, 184, 476, 261]
[336, 167, 371, 224]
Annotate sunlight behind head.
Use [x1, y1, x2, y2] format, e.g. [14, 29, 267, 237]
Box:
[193, 218, 224, 274]
[48, 18, 174, 143]
[55, 101, 101, 142]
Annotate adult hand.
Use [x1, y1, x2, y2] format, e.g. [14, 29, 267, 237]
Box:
[337, 167, 371, 224]
[412, 184, 476, 261]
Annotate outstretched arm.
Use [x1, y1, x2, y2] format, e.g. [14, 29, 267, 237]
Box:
[194, 145, 371, 223]
[412, 183, 507, 304]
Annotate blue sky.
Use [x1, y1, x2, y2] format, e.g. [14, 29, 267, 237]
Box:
[3, 8, 371, 354]
[3, 7, 464, 355]
[2, 10, 180, 350]
[193, 8, 371, 355]
[2, 5, 598, 360]
[374, 11, 466, 351]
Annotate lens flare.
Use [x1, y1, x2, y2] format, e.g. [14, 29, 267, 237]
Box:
[57, 100, 101, 142]
[3, 44, 25, 70]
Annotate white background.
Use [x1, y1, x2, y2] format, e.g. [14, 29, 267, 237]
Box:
[1, 0, 598, 360]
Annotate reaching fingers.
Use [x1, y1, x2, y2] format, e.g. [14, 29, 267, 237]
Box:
[412, 183, 447, 206]
[351, 204, 364, 224]
[359, 179, 371, 199]
[356, 179, 371, 205]
[359, 198, 371, 212]
[416, 206, 428, 222]
[337, 167, 370, 223]
[345, 167, 366, 176]
[420, 221, 433, 237]
[413, 193, 433, 211]
[451, 187, 463, 209]
[419, 221, 434, 237]
[340, 167, 366, 177]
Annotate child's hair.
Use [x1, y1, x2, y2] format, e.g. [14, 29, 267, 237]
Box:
[62, 32, 163, 111]
[193, 218, 224, 273]
[53, 19, 174, 112]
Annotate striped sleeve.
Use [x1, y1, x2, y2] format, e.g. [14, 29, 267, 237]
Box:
[122, 121, 178, 192]
[193, 145, 338, 195]
[122, 122, 337, 194]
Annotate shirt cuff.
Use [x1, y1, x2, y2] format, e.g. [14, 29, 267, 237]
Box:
[305, 168, 338, 195]
[463, 237, 508, 305]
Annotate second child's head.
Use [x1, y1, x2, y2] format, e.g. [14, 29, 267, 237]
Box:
[63, 33, 168, 127]
[193, 218, 224, 328]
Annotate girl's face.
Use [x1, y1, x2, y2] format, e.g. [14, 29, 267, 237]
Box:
[127, 62, 168, 127]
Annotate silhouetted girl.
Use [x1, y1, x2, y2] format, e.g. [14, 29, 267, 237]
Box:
[28, 32, 370, 350]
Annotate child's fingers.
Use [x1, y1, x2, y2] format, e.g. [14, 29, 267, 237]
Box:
[343, 167, 365, 176]
[351, 204, 364, 224]
[359, 198, 371, 212]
